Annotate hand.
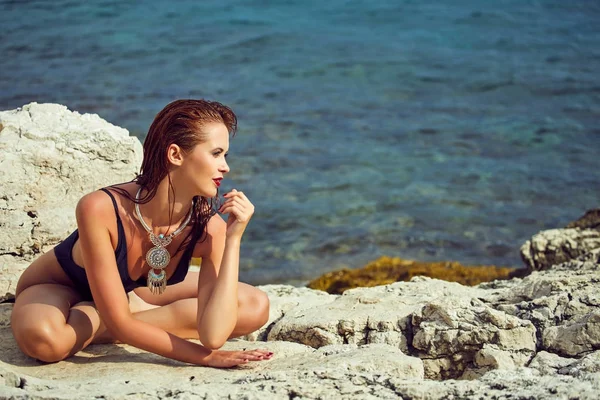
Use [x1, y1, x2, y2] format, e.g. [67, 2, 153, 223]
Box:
[202, 349, 273, 368]
[218, 189, 255, 239]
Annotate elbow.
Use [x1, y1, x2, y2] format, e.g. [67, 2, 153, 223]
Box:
[198, 331, 227, 350]
[197, 322, 229, 350]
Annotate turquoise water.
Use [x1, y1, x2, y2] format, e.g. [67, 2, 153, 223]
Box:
[1, 0, 599, 284]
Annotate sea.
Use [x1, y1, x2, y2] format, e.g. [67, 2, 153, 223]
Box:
[1, 0, 599, 285]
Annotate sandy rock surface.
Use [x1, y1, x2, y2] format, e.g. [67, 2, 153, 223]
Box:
[2, 278, 600, 400]
[2, 258, 600, 399]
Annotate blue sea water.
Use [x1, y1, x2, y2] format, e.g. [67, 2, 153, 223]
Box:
[1, 0, 599, 285]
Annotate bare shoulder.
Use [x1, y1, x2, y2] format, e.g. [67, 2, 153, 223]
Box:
[75, 190, 115, 225]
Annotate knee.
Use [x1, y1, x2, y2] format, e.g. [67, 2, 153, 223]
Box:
[252, 289, 270, 328]
[13, 322, 70, 363]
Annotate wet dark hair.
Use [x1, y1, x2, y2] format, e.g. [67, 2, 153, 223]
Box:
[112, 99, 237, 254]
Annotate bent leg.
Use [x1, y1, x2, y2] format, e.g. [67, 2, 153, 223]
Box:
[123, 279, 270, 343]
[230, 282, 270, 337]
[12, 279, 270, 361]
[11, 284, 102, 362]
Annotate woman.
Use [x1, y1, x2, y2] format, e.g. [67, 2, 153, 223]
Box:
[10, 99, 272, 368]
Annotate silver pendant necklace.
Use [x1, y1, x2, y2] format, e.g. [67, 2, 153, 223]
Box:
[134, 187, 193, 295]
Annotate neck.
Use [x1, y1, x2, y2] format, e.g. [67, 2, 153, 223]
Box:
[137, 179, 194, 235]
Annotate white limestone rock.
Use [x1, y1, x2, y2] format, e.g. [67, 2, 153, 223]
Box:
[266, 277, 488, 353]
[2, 354, 599, 399]
[528, 351, 578, 375]
[263, 278, 540, 380]
[240, 284, 337, 341]
[0, 326, 423, 400]
[1, 276, 599, 399]
[520, 228, 600, 271]
[0, 103, 143, 301]
[559, 350, 600, 377]
[0, 257, 29, 302]
[486, 255, 600, 358]
[529, 350, 600, 378]
[392, 368, 600, 400]
[543, 311, 600, 356]
[411, 296, 537, 379]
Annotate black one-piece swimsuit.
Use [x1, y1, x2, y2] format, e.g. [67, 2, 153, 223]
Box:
[53, 188, 193, 301]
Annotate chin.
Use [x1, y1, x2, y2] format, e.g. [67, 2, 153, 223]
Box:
[197, 186, 218, 199]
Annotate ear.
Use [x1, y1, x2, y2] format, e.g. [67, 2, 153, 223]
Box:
[167, 143, 184, 166]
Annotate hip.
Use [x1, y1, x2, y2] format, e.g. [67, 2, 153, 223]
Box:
[15, 249, 82, 298]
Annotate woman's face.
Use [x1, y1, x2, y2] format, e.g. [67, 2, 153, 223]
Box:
[179, 122, 230, 198]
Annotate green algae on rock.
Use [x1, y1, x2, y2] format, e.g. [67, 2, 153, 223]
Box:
[307, 256, 517, 294]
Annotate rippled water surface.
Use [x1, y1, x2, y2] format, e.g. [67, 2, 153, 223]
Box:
[1, 0, 599, 284]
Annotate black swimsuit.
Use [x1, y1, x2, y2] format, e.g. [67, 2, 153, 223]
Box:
[54, 188, 193, 301]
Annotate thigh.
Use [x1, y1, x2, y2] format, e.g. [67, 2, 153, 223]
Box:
[15, 249, 75, 297]
[134, 271, 265, 308]
[128, 281, 267, 340]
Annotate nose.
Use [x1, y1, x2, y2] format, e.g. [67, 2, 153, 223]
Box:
[220, 159, 230, 174]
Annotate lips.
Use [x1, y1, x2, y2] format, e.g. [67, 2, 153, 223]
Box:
[213, 178, 222, 187]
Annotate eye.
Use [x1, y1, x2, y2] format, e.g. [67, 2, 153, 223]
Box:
[224, 153, 229, 158]
[212, 150, 223, 157]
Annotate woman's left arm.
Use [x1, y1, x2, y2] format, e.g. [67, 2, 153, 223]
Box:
[195, 189, 254, 349]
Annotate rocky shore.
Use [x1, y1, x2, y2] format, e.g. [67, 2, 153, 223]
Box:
[1, 104, 599, 399]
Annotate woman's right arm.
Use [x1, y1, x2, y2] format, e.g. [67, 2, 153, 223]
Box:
[75, 191, 259, 367]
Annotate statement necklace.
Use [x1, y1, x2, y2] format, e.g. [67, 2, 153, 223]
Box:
[134, 187, 193, 294]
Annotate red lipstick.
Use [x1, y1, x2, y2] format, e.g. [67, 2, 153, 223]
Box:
[213, 178, 222, 187]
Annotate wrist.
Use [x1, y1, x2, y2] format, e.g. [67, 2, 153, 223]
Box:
[195, 348, 214, 366]
[225, 235, 242, 246]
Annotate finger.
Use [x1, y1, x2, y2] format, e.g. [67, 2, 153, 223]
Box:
[236, 191, 250, 202]
[220, 196, 245, 207]
[219, 201, 245, 214]
[245, 348, 272, 355]
[218, 203, 240, 215]
[220, 205, 249, 221]
[240, 353, 264, 362]
[246, 350, 266, 357]
[247, 350, 273, 359]
[220, 198, 254, 218]
[223, 188, 239, 198]
[219, 198, 249, 213]
[224, 190, 250, 204]
[222, 197, 248, 211]
[225, 190, 244, 199]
